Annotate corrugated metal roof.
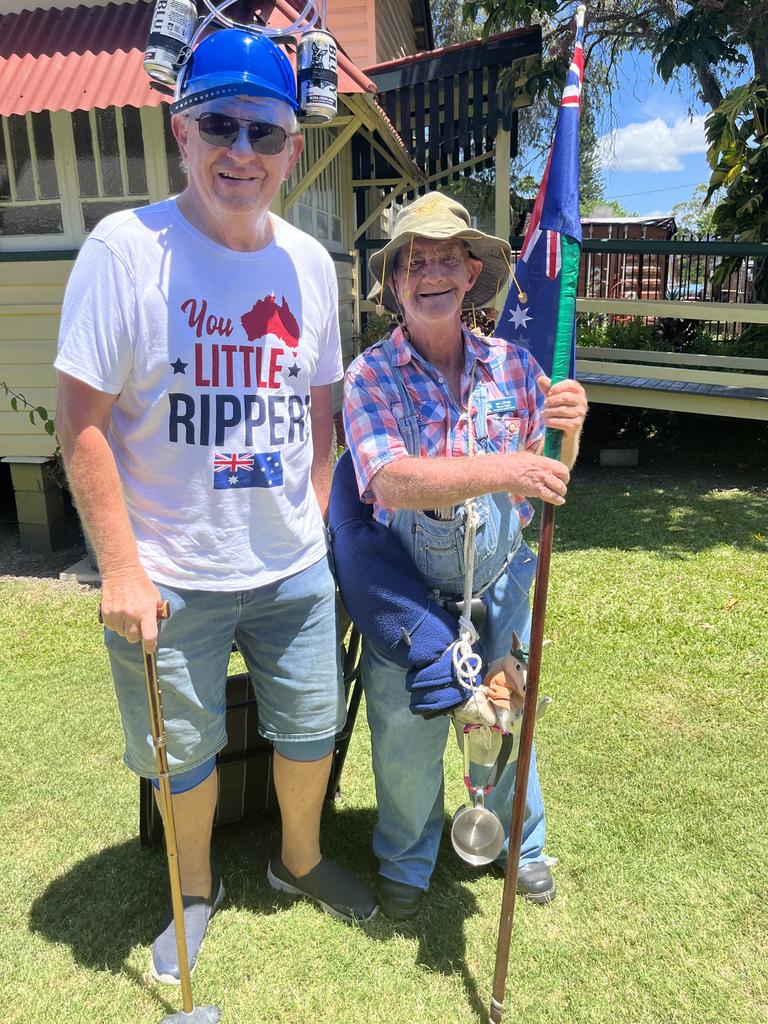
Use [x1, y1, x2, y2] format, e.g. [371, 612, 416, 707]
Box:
[0, 1, 160, 116]
[582, 216, 677, 226]
[0, 0, 374, 118]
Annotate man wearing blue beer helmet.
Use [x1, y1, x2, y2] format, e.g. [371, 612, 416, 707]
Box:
[55, 27, 377, 985]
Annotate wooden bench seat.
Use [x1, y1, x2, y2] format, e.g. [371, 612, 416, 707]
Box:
[576, 347, 768, 420]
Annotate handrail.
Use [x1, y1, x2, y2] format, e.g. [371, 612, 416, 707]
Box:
[577, 346, 768, 372]
[574, 239, 768, 257]
[356, 237, 768, 257]
[577, 298, 768, 324]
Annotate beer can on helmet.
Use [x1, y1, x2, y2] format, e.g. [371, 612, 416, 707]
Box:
[297, 29, 338, 123]
[144, 0, 198, 89]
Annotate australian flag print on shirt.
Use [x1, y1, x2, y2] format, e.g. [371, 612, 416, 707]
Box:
[213, 452, 284, 490]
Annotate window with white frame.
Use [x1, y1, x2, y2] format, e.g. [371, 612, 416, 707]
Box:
[0, 112, 63, 236]
[161, 104, 188, 196]
[0, 106, 351, 252]
[70, 106, 150, 230]
[284, 127, 347, 253]
[0, 105, 174, 250]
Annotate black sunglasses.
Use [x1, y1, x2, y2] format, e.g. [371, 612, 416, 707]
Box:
[195, 113, 289, 155]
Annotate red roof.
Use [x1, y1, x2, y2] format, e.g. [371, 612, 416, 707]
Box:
[0, 0, 375, 119]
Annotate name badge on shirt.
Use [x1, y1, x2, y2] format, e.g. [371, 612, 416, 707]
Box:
[488, 398, 517, 415]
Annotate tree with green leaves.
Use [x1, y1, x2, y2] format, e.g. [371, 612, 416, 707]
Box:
[655, 3, 767, 302]
[464, 1, 767, 305]
[463, 1, 761, 118]
[671, 183, 718, 236]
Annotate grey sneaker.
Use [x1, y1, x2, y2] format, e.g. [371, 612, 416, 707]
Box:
[267, 853, 378, 923]
[151, 869, 225, 985]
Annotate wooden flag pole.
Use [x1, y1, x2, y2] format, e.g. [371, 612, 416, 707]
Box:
[488, 499, 557, 1024]
[487, 6, 586, 1016]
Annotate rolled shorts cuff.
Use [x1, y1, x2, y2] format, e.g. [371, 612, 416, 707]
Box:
[149, 754, 217, 793]
[123, 737, 228, 781]
[273, 735, 336, 761]
[258, 720, 344, 745]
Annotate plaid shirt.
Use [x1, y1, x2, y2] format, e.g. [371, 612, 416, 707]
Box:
[343, 325, 546, 526]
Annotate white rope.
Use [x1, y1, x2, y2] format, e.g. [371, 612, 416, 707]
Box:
[450, 378, 483, 695]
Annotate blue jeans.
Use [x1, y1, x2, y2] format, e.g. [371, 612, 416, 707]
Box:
[363, 539, 546, 890]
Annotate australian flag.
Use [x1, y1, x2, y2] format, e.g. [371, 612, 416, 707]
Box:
[213, 451, 284, 489]
[497, 6, 585, 384]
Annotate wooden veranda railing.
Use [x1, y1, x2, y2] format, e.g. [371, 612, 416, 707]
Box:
[356, 235, 768, 419]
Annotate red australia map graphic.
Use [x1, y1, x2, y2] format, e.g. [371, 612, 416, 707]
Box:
[241, 295, 300, 352]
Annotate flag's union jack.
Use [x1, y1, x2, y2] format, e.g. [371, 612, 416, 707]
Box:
[561, 30, 584, 107]
[214, 452, 255, 474]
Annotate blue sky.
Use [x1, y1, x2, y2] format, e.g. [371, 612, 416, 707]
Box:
[593, 51, 711, 217]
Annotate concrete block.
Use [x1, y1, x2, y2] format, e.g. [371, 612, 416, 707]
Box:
[14, 487, 65, 528]
[599, 448, 639, 468]
[59, 556, 100, 584]
[7, 459, 59, 494]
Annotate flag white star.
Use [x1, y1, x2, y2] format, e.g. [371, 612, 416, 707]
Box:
[228, 474, 238, 485]
[509, 304, 532, 330]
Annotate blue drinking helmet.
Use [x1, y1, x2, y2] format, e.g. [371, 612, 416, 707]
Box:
[170, 28, 299, 114]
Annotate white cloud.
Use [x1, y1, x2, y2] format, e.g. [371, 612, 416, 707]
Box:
[598, 116, 706, 173]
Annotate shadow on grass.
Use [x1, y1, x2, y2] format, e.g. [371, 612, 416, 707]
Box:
[369, 832, 494, 1024]
[558, 409, 768, 555]
[322, 806, 493, 1024]
[28, 805, 493, 1023]
[551, 464, 767, 555]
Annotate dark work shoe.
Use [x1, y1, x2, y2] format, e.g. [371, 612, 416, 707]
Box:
[516, 861, 557, 905]
[267, 853, 378, 923]
[378, 877, 424, 921]
[151, 868, 225, 985]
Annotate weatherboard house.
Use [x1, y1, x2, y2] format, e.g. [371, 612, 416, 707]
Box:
[0, 0, 543, 550]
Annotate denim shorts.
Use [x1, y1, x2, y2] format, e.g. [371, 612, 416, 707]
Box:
[105, 555, 345, 779]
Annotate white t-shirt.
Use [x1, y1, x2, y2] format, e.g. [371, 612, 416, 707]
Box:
[55, 199, 343, 590]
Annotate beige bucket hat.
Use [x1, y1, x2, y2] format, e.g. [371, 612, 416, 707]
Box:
[368, 192, 512, 313]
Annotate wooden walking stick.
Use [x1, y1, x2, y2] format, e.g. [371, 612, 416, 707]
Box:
[99, 601, 221, 1023]
[140, 605, 222, 1024]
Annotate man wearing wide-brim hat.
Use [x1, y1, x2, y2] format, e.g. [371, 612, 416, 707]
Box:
[335, 192, 587, 920]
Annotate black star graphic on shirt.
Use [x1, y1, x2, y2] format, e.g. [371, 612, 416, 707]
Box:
[170, 357, 188, 374]
[287, 362, 300, 378]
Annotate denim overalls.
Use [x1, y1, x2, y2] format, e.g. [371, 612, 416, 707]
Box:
[383, 337, 523, 599]
[362, 341, 547, 891]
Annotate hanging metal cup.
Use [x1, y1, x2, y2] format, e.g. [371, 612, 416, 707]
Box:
[451, 793, 506, 867]
[451, 726, 515, 866]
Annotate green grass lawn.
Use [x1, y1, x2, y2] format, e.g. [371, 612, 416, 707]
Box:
[1, 462, 766, 1024]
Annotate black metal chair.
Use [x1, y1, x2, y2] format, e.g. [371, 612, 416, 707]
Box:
[139, 623, 363, 846]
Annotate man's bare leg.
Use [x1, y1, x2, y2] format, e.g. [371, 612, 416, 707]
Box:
[273, 751, 332, 877]
[154, 768, 218, 897]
